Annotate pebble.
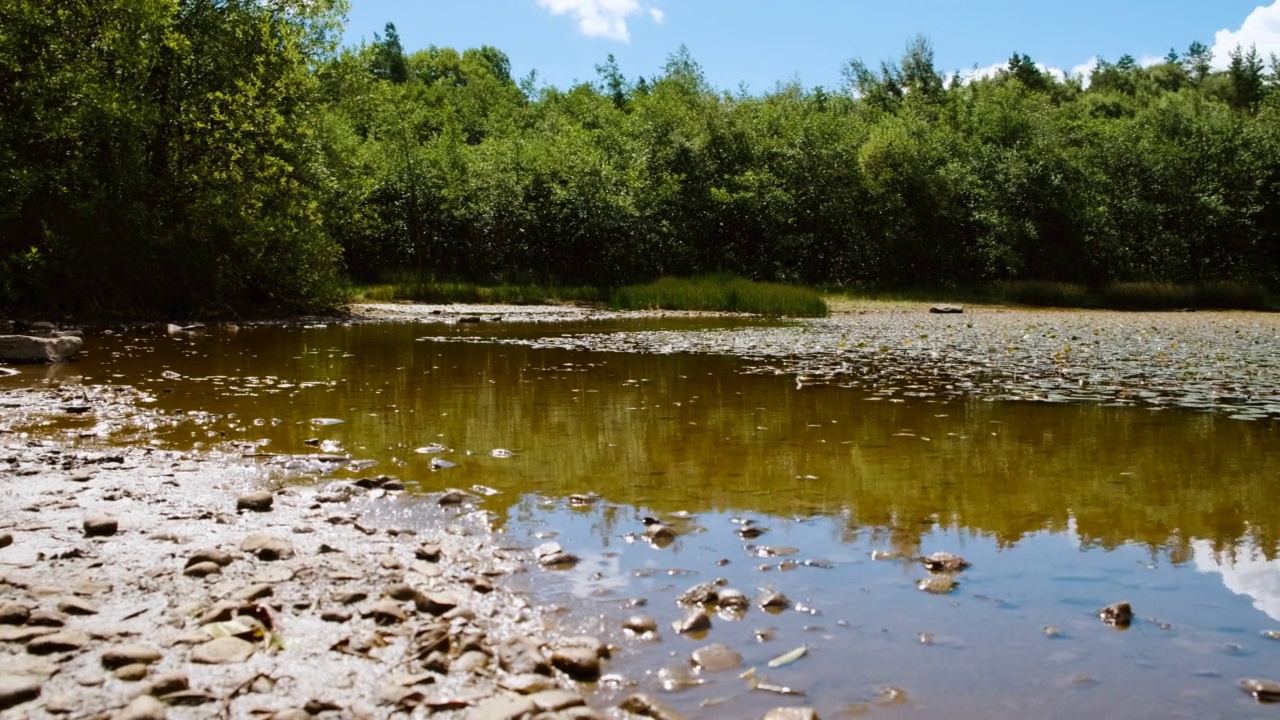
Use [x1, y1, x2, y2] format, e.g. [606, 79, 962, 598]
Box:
[0, 533, 12, 549]
[529, 689, 586, 711]
[145, 672, 189, 697]
[232, 583, 274, 602]
[27, 630, 90, 654]
[0, 674, 42, 711]
[623, 614, 659, 636]
[1241, 678, 1280, 702]
[468, 693, 538, 720]
[237, 490, 274, 512]
[618, 693, 685, 720]
[757, 591, 790, 611]
[672, 611, 712, 635]
[918, 575, 957, 594]
[44, 693, 77, 714]
[691, 643, 742, 672]
[57, 597, 98, 615]
[321, 609, 352, 623]
[114, 663, 150, 681]
[101, 644, 163, 669]
[187, 549, 235, 567]
[183, 561, 222, 578]
[1099, 601, 1133, 628]
[190, 636, 256, 664]
[763, 707, 820, 720]
[27, 608, 66, 627]
[68, 470, 94, 482]
[550, 646, 602, 681]
[240, 534, 294, 561]
[501, 674, 559, 694]
[114, 695, 166, 720]
[83, 515, 119, 537]
[0, 602, 30, 625]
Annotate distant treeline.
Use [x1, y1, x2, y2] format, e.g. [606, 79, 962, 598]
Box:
[3, 0, 1280, 314]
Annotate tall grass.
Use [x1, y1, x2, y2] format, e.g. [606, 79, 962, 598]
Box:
[352, 272, 607, 305]
[611, 275, 828, 317]
[996, 279, 1274, 310]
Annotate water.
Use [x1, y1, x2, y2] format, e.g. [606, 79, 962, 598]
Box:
[5, 316, 1280, 718]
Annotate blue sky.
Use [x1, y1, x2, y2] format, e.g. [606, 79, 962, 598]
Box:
[342, 1, 1280, 92]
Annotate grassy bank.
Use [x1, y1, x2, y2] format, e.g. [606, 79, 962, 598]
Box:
[831, 280, 1277, 312]
[352, 277, 607, 305]
[612, 275, 829, 317]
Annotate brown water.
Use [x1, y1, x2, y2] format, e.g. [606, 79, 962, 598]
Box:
[6, 316, 1280, 718]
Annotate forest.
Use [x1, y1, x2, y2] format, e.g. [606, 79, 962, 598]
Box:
[3, 0, 1280, 314]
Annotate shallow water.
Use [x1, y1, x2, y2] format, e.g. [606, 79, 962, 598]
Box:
[5, 313, 1280, 718]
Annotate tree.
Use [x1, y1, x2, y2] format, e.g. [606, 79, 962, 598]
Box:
[371, 22, 409, 83]
[1184, 41, 1213, 81]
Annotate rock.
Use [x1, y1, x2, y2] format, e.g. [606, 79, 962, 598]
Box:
[365, 600, 408, 625]
[240, 534, 294, 561]
[623, 614, 659, 637]
[1099, 602, 1133, 628]
[412, 590, 459, 616]
[691, 643, 742, 672]
[672, 611, 712, 635]
[321, 610, 351, 623]
[430, 459, 458, 472]
[236, 491, 274, 512]
[501, 674, 558, 694]
[183, 561, 222, 578]
[436, 488, 471, 505]
[232, 584, 274, 602]
[763, 708, 820, 720]
[929, 304, 964, 314]
[27, 630, 90, 654]
[0, 602, 30, 625]
[415, 543, 442, 562]
[84, 515, 119, 537]
[159, 690, 214, 706]
[921, 552, 970, 573]
[757, 591, 790, 612]
[534, 542, 579, 569]
[0, 335, 83, 363]
[114, 663, 150, 681]
[114, 695, 166, 720]
[718, 588, 749, 611]
[678, 581, 724, 607]
[190, 636, 255, 664]
[0, 533, 11, 549]
[550, 647, 603, 681]
[1241, 678, 1280, 702]
[917, 575, 957, 594]
[57, 597, 98, 615]
[145, 672, 189, 697]
[618, 693, 686, 720]
[44, 693, 76, 714]
[68, 469, 94, 482]
[498, 637, 551, 675]
[0, 674, 41, 710]
[529, 689, 586, 711]
[186, 549, 234, 568]
[101, 644, 162, 669]
[468, 693, 538, 720]
[452, 650, 489, 673]
[25, 608, 65, 627]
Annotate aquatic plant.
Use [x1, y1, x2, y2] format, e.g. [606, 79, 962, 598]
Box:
[611, 275, 828, 317]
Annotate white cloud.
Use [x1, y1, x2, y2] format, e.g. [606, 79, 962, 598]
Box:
[1212, 0, 1280, 69]
[1193, 538, 1280, 622]
[536, 0, 663, 42]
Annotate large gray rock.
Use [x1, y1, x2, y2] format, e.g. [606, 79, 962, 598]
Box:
[0, 335, 83, 363]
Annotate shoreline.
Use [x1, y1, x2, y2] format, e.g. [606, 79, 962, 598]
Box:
[0, 385, 615, 719]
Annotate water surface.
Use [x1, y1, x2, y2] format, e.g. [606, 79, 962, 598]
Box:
[4, 314, 1279, 718]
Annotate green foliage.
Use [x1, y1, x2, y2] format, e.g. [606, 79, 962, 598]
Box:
[354, 275, 606, 304]
[612, 275, 828, 317]
[999, 281, 1095, 308]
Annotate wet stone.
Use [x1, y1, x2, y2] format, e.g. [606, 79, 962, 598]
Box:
[57, 597, 98, 615]
[550, 646, 602, 681]
[757, 591, 791, 612]
[84, 515, 119, 537]
[114, 695, 166, 720]
[498, 637, 551, 675]
[763, 707, 820, 720]
[922, 551, 970, 573]
[1099, 602, 1133, 628]
[240, 534, 294, 561]
[534, 542, 579, 569]
[236, 490, 274, 512]
[673, 611, 712, 635]
[101, 643, 163, 669]
[0, 674, 42, 711]
[623, 614, 659, 637]
[190, 636, 255, 664]
[1241, 678, 1280, 702]
[691, 643, 742, 672]
[617, 693, 685, 720]
[918, 575, 958, 594]
[27, 630, 90, 654]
